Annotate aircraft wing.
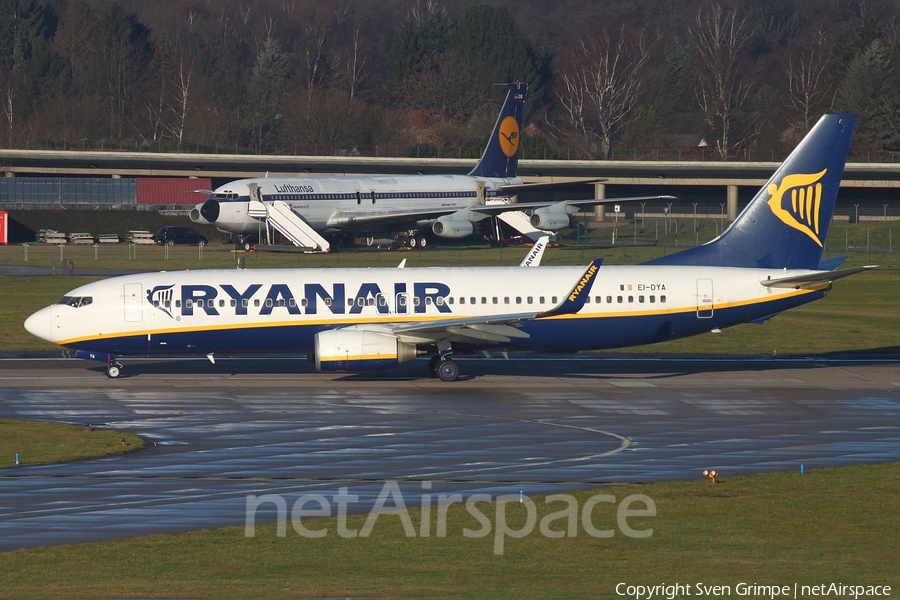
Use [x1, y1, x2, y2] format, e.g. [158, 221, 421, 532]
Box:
[760, 265, 877, 289]
[325, 195, 677, 230]
[497, 178, 607, 194]
[386, 259, 602, 345]
[467, 194, 678, 215]
[325, 206, 484, 229]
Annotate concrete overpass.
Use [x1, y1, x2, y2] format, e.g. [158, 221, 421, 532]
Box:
[2, 149, 899, 220]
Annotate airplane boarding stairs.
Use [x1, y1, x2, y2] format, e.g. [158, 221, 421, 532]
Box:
[249, 200, 330, 252]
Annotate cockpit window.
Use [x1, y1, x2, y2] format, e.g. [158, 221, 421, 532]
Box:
[212, 192, 238, 200]
[57, 296, 92, 308]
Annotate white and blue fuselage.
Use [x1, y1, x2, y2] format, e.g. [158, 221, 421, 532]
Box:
[24, 264, 826, 358]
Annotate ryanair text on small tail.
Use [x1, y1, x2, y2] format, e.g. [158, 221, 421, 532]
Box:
[766, 169, 828, 247]
[568, 264, 599, 302]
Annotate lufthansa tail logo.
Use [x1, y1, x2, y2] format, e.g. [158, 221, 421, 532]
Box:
[498, 116, 520, 158]
[766, 169, 828, 247]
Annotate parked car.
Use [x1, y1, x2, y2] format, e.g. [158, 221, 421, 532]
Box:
[155, 226, 208, 246]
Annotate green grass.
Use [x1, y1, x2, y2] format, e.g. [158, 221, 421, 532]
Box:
[0, 462, 897, 599]
[0, 419, 144, 468]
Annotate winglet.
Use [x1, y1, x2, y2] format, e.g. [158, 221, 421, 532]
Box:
[536, 259, 602, 319]
[519, 235, 549, 267]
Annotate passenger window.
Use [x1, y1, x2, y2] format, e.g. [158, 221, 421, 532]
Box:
[398, 296, 406, 307]
[448, 297, 454, 305]
[595, 296, 601, 304]
[242, 299, 248, 307]
[426, 297, 433, 305]
[436, 297, 444, 306]
[527, 296, 533, 304]
[617, 296, 623, 303]
[471, 297, 476, 304]
[254, 299, 260, 307]
[639, 295, 645, 303]
[153, 300, 159, 308]
[219, 299, 225, 308]
[585, 296, 591, 304]
[650, 296, 656, 303]
[176, 300, 182, 308]
[301, 298, 308, 307]
[628, 296, 634, 303]
[539, 296, 545, 304]
[516, 297, 522, 304]
[481, 297, 487, 304]
[288, 298, 296, 308]
[347, 298, 354, 307]
[186, 299, 193, 308]
[661, 295, 667, 303]
[504, 297, 510, 304]
[552, 296, 558, 304]
[606, 296, 612, 303]
[492, 297, 498, 304]
[460, 297, 465, 305]
[266, 299, 274, 308]
[324, 298, 332, 307]
[414, 297, 421, 306]
[367, 298, 375, 306]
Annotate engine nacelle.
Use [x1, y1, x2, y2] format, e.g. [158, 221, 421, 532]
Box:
[530, 209, 571, 231]
[314, 329, 417, 372]
[432, 218, 475, 239]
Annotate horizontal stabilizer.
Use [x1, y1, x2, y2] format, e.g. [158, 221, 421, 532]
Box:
[761, 265, 877, 289]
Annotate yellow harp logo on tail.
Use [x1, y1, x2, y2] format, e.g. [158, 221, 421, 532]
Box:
[766, 169, 828, 247]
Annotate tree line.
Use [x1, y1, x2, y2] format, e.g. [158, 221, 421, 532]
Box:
[1, 0, 898, 161]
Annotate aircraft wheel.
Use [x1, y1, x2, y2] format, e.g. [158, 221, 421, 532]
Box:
[436, 358, 460, 382]
[418, 235, 428, 249]
[166, 240, 175, 247]
[243, 242, 251, 251]
[428, 355, 440, 377]
[408, 236, 417, 249]
[106, 364, 121, 379]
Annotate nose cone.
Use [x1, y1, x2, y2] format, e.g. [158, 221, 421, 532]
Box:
[199, 198, 220, 223]
[24, 306, 53, 342]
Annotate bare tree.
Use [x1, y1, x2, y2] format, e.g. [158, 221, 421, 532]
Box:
[557, 27, 651, 159]
[344, 25, 366, 101]
[785, 27, 831, 132]
[165, 58, 194, 147]
[692, 5, 754, 160]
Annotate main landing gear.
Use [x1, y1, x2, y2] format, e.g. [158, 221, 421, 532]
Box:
[428, 354, 460, 382]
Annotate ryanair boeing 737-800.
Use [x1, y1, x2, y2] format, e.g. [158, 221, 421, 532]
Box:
[25, 114, 871, 381]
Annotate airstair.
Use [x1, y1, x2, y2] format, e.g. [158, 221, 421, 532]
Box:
[249, 199, 330, 252]
[497, 210, 553, 242]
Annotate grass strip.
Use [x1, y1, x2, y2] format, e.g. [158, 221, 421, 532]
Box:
[0, 462, 897, 599]
[0, 419, 144, 468]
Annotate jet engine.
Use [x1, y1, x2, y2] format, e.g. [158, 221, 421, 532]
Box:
[432, 217, 475, 239]
[530, 208, 571, 231]
[314, 329, 418, 372]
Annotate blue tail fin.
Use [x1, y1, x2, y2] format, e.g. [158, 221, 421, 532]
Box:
[468, 82, 527, 178]
[645, 114, 857, 269]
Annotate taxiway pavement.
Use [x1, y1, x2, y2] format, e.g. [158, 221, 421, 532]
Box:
[2, 354, 899, 551]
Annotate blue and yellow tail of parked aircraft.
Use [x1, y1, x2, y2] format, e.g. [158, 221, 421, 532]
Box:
[468, 82, 528, 179]
[646, 113, 857, 270]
